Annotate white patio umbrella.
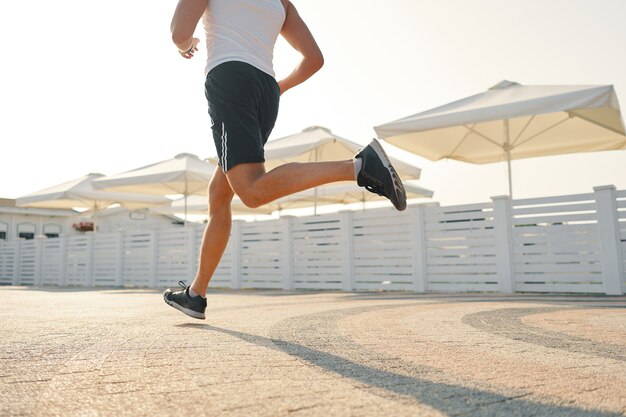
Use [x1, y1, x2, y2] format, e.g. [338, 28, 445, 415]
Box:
[151, 194, 273, 216]
[16, 173, 171, 230]
[239, 126, 424, 214]
[93, 153, 217, 223]
[263, 126, 422, 178]
[375, 81, 626, 196]
[155, 181, 433, 215]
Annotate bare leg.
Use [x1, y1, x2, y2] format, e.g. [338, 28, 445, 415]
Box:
[189, 159, 354, 295]
[190, 168, 234, 296]
[226, 160, 355, 208]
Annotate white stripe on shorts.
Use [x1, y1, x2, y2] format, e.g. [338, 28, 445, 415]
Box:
[221, 122, 228, 172]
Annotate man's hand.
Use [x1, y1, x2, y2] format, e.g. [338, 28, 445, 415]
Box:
[179, 37, 200, 59]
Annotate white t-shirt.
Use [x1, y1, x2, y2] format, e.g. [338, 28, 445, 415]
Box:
[202, 0, 286, 77]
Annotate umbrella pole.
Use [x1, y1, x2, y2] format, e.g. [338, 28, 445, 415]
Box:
[504, 119, 513, 198]
[506, 152, 513, 198]
[184, 194, 188, 226]
[93, 203, 98, 233]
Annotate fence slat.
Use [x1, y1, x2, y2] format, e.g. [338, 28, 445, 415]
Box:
[515, 282, 604, 293]
[513, 193, 595, 206]
[512, 213, 597, 225]
[513, 202, 597, 216]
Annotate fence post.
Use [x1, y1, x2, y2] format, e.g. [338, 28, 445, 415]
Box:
[281, 216, 294, 290]
[492, 196, 515, 293]
[230, 220, 243, 289]
[85, 234, 94, 287]
[115, 231, 124, 286]
[594, 185, 625, 295]
[13, 240, 21, 286]
[33, 237, 44, 286]
[57, 236, 67, 286]
[59, 236, 67, 287]
[409, 205, 428, 292]
[339, 211, 354, 291]
[186, 224, 197, 283]
[149, 229, 159, 288]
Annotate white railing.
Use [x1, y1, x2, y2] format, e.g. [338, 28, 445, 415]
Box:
[510, 193, 603, 294]
[1, 186, 624, 294]
[291, 214, 344, 290]
[423, 201, 497, 292]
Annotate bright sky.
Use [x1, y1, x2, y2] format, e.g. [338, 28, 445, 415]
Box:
[1, 0, 626, 206]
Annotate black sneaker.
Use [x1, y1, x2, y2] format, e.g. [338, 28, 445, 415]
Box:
[163, 281, 207, 320]
[355, 139, 407, 211]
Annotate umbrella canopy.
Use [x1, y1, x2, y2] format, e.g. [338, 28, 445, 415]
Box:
[16, 173, 171, 211]
[262, 126, 422, 179]
[151, 194, 273, 216]
[157, 181, 433, 215]
[92, 153, 215, 195]
[92, 153, 217, 222]
[375, 80, 626, 195]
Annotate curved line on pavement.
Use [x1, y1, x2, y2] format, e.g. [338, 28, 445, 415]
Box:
[462, 307, 626, 362]
[179, 303, 623, 417]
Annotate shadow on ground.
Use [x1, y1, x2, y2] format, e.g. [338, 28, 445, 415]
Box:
[178, 323, 621, 417]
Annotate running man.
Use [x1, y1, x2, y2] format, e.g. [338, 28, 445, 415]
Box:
[164, 0, 407, 319]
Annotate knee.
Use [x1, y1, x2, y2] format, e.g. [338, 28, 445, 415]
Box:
[208, 186, 234, 213]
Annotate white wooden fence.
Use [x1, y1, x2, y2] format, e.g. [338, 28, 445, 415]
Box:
[1, 186, 624, 294]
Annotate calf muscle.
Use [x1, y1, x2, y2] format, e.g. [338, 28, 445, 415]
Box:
[226, 161, 354, 208]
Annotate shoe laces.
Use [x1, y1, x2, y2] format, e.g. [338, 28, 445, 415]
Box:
[178, 280, 188, 290]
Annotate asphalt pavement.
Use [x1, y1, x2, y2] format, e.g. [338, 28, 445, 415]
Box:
[1, 286, 625, 416]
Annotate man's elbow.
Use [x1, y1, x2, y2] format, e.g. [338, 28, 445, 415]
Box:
[310, 52, 324, 72]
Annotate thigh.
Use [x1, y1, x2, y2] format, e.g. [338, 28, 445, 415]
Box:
[259, 77, 281, 144]
[205, 62, 266, 173]
[224, 162, 266, 197]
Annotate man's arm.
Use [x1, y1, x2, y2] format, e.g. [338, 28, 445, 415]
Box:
[171, 0, 207, 58]
[278, 0, 324, 95]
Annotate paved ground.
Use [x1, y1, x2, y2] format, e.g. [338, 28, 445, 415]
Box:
[1, 286, 626, 417]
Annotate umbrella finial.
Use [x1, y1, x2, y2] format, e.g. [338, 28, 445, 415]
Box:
[174, 153, 200, 160]
[303, 126, 332, 134]
[489, 80, 520, 90]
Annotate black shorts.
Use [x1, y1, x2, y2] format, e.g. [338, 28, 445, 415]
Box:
[205, 61, 280, 172]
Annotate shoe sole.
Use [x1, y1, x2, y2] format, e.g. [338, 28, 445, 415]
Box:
[367, 139, 407, 211]
[163, 293, 206, 320]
